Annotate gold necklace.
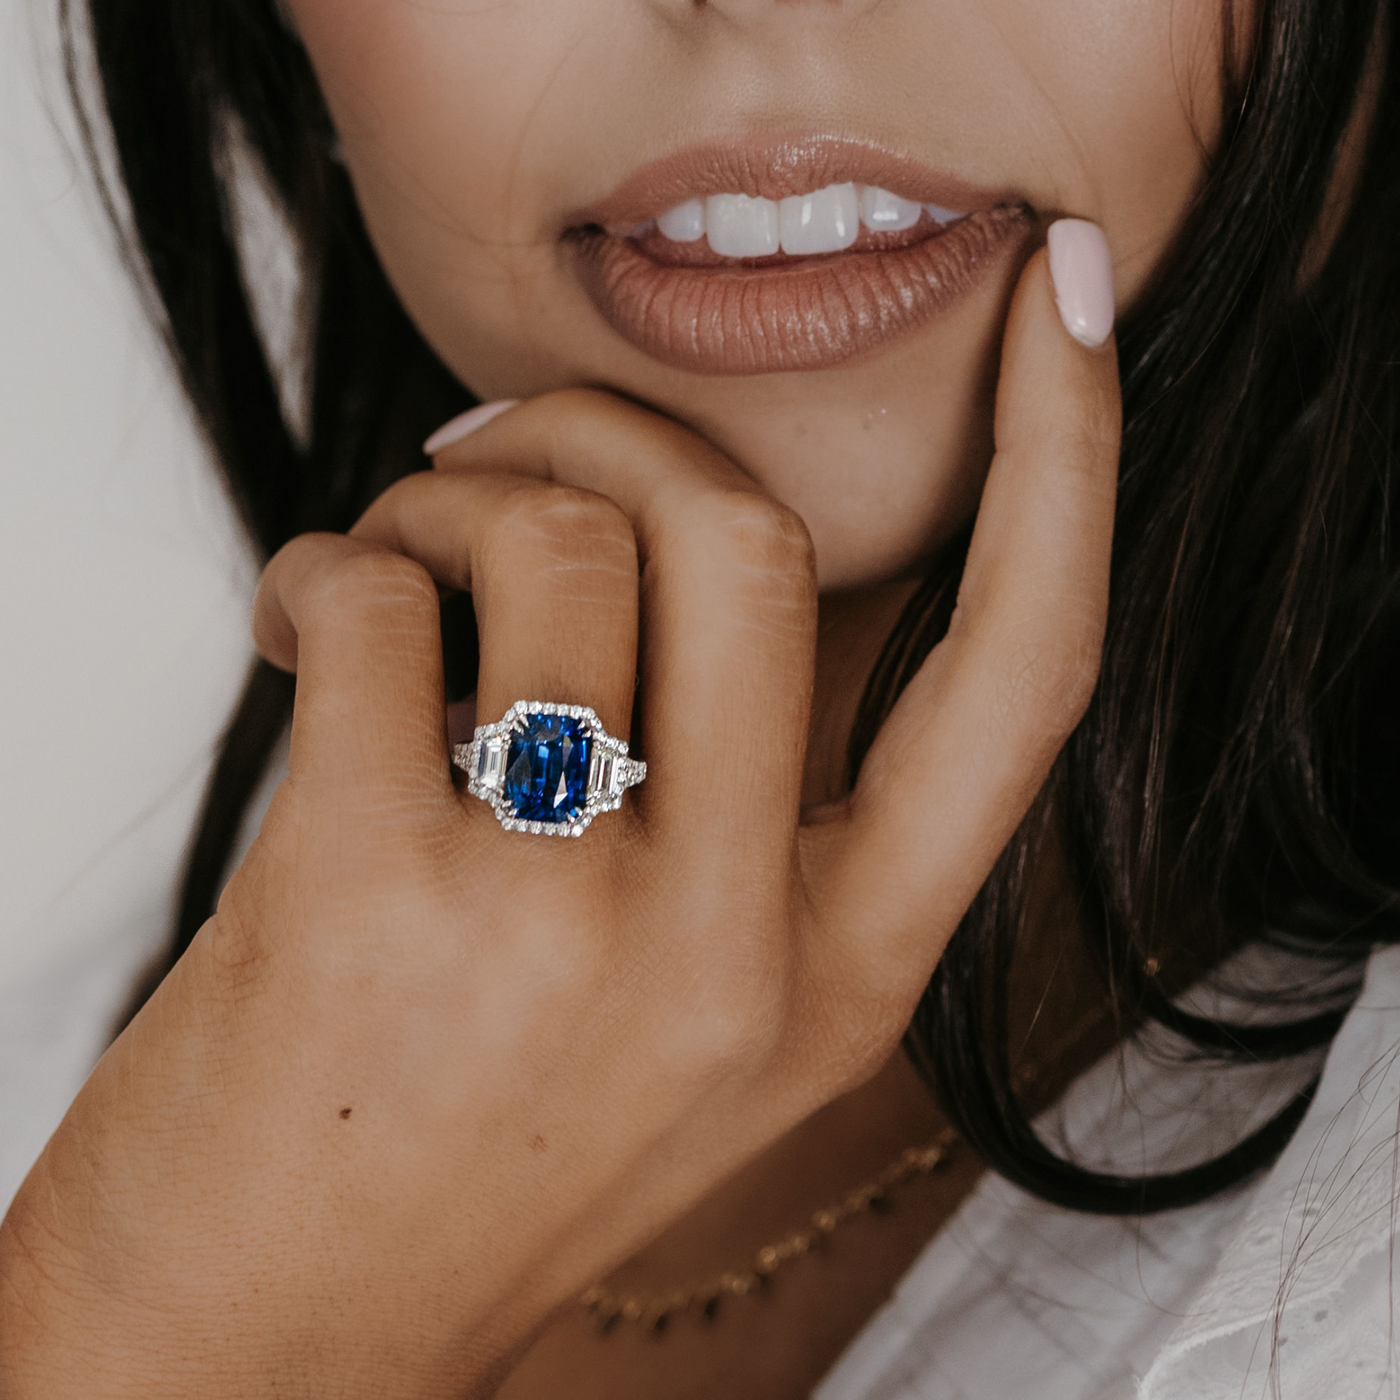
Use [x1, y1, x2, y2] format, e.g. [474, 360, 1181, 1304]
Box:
[579, 1010, 1111, 1336]
[579, 1125, 961, 1334]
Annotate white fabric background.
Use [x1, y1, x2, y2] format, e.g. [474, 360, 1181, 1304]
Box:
[0, 0, 254, 1208]
[817, 947, 1400, 1400]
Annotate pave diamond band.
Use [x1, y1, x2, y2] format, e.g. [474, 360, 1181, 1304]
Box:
[453, 701, 646, 837]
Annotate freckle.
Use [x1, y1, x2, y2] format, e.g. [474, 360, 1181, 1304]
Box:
[530, 1134, 547, 1153]
[794, 423, 808, 438]
[339, 1107, 353, 1120]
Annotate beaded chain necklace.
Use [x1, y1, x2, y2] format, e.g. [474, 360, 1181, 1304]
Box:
[579, 1125, 961, 1334]
[578, 1001, 1115, 1335]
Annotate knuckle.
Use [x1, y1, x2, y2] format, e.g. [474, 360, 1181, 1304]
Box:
[654, 1000, 781, 1086]
[1047, 403, 1121, 496]
[529, 387, 648, 462]
[487, 486, 637, 577]
[534, 386, 623, 428]
[699, 492, 817, 588]
[794, 953, 916, 1098]
[360, 470, 428, 524]
[315, 547, 439, 625]
[207, 860, 290, 1001]
[996, 620, 1103, 742]
[645, 941, 791, 1083]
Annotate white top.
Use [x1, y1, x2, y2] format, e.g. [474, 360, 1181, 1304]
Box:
[818, 943, 1400, 1400]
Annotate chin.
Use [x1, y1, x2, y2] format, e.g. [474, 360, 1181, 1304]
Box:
[432, 242, 1020, 592]
[365, 131, 1036, 591]
[636, 266, 1016, 590]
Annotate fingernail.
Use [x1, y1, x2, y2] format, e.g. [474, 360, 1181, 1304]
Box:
[1047, 220, 1115, 349]
[423, 400, 520, 455]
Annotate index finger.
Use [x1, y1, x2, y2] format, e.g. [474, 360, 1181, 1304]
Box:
[811, 226, 1121, 1000]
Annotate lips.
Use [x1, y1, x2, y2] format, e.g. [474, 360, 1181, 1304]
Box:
[564, 136, 1033, 376]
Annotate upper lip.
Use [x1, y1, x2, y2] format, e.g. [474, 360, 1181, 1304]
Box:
[565, 134, 1023, 234]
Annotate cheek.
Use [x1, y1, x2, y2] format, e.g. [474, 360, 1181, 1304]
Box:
[289, 2, 508, 221]
[286, 1, 594, 254]
[285, 0, 653, 389]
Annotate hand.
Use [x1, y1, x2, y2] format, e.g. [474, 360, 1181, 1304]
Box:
[0, 245, 1120, 1400]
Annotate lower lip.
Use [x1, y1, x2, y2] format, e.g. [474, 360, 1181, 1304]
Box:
[568, 205, 1031, 376]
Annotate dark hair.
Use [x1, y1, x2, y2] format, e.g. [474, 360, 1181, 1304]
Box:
[67, 0, 1400, 1213]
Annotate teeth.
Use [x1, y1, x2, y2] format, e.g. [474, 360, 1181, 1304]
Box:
[642, 182, 973, 256]
[860, 186, 924, 232]
[657, 199, 705, 242]
[705, 193, 781, 258]
[779, 182, 859, 255]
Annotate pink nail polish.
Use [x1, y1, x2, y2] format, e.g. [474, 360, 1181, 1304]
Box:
[1047, 220, 1115, 349]
[422, 400, 520, 455]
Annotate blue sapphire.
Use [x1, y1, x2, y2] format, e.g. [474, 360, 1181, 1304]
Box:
[503, 714, 592, 824]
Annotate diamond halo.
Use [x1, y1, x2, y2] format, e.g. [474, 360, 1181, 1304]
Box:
[452, 701, 646, 838]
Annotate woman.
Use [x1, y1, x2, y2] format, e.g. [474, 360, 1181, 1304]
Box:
[1, 0, 1397, 1395]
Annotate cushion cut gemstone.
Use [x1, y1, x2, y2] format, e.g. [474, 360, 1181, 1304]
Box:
[503, 714, 592, 824]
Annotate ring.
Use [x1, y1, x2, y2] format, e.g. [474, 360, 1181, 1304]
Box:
[453, 701, 647, 837]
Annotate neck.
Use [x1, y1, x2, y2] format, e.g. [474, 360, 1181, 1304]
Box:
[802, 579, 921, 811]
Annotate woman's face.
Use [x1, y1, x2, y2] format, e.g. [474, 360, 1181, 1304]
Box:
[286, 0, 1231, 589]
